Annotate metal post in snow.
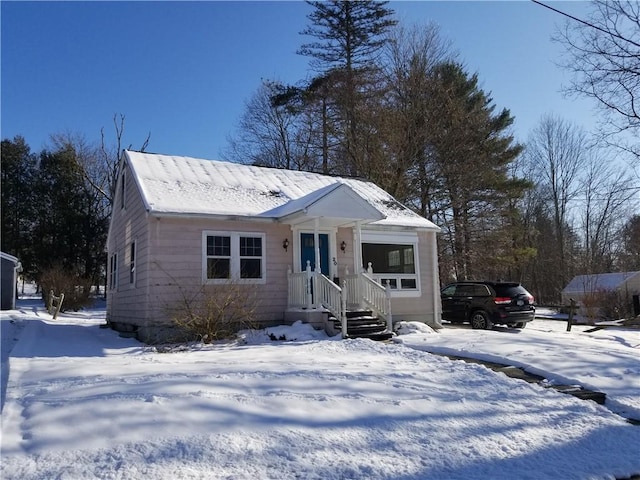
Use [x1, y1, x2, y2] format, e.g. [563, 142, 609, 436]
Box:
[566, 298, 576, 332]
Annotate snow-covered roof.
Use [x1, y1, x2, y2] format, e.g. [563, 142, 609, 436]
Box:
[562, 271, 640, 294]
[124, 151, 439, 231]
[0, 251, 19, 264]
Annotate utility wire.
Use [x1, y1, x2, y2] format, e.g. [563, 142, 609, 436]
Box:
[531, 0, 640, 49]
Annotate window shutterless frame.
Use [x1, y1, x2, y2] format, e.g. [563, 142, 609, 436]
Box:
[202, 231, 266, 284]
[129, 240, 136, 286]
[109, 252, 118, 290]
[360, 231, 421, 297]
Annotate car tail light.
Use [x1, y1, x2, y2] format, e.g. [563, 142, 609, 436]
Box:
[494, 297, 511, 305]
[527, 295, 535, 304]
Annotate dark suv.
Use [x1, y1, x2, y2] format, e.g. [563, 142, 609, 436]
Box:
[440, 281, 535, 329]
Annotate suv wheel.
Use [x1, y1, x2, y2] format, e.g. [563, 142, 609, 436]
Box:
[470, 310, 492, 330]
[514, 322, 526, 329]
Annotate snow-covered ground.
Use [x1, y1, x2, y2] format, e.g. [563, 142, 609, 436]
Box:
[397, 310, 640, 422]
[1, 299, 639, 480]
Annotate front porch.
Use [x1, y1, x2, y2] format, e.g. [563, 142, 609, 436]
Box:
[285, 262, 394, 340]
[270, 181, 393, 338]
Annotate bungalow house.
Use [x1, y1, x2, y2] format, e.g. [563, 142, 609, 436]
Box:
[561, 271, 640, 319]
[106, 151, 442, 343]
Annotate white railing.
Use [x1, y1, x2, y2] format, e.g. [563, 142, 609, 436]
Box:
[360, 273, 393, 332]
[287, 263, 393, 337]
[343, 273, 361, 310]
[287, 267, 312, 309]
[314, 273, 346, 335]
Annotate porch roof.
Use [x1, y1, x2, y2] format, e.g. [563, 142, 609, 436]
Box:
[262, 182, 385, 227]
[125, 151, 439, 231]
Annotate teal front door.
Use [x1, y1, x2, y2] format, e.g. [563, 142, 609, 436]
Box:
[300, 233, 329, 274]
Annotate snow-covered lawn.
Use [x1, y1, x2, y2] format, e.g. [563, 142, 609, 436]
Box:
[397, 312, 640, 422]
[1, 300, 639, 480]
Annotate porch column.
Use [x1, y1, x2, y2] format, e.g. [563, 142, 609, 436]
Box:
[314, 218, 321, 275]
[431, 231, 442, 328]
[353, 221, 363, 273]
[314, 218, 321, 309]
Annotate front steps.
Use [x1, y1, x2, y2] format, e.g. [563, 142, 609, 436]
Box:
[327, 310, 393, 341]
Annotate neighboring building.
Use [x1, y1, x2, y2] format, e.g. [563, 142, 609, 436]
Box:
[561, 271, 640, 319]
[106, 151, 442, 343]
[1, 252, 20, 310]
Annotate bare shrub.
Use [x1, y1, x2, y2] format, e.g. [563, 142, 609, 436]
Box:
[581, 289, 636, 321]
[40, 264, 93, 312]
[580, 291, 605, 323]
[170, 281, 260, 343]
[600, 290, 635, 321]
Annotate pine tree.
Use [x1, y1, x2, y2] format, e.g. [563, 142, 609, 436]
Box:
[424, 62, 528, 281]
[299, 0, 396, 72]
[1, 136, 38, 278]
[298, 0, 396, 177]
[32, 145, 108, 285]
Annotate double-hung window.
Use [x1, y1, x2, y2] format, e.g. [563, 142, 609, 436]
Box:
[109, 252, 118, 290]
[203, 231, 265, 284]
[129, 241, 136, 285]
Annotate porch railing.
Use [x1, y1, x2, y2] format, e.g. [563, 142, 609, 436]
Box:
[314, 272, 346, 335]
[287, 268, 311, 309]
[287, 263, 393, 337]
[360, 273, 392, 331]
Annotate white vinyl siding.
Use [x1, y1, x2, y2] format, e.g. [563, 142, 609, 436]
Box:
[203, 231, 266, 284]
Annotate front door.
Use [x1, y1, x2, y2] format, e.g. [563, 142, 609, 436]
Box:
[300, 233, 329, 274]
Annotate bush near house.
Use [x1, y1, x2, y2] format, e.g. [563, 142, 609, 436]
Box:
[39, 264, 93, 312]
[170, 282, 260, 343]
[581, 289, 636, 322]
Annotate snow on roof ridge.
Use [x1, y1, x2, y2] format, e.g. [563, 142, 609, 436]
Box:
[123, 150, 439, 230]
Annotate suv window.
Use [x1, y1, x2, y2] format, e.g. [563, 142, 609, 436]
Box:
[442, 284, 492, 297]
[441, 285, 456, 296]
[451, 284, 491, 296]
[472, 284, 491, 296]
[455, 285, 475, 296]
[493, 284, 529, 297]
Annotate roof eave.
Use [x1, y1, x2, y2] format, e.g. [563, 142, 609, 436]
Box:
[149, 211, 278, 223]
[367, 222, 441, 233]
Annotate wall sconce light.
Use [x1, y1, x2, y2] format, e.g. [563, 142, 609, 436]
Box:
[282, 238, 289, 251]
[340, 241, 347, 252]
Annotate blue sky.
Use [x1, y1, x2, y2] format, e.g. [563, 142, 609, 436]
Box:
[1, 1, 595, 160]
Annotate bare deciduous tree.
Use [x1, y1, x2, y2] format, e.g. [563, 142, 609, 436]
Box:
[101, 114, 150, 209]
[578, 150, 638, 272]
[380, 22, 454, 205]
[225, 80, 320, 171]
[526, 114, 589, 287]
[553, 0, 640, 158]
